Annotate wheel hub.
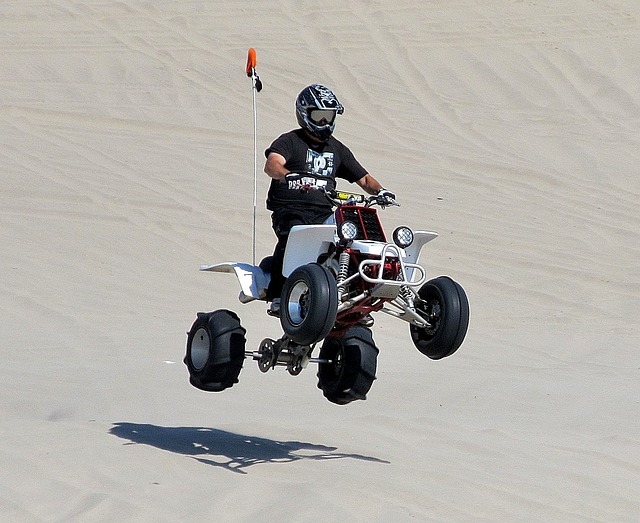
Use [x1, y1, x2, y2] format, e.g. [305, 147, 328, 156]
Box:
[426, 300, 441, 333]
[190, 327, 210, 370]
[287, 280, 310, 325]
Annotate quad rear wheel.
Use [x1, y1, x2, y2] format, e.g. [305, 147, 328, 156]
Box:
[410, 276, 469, 360]
[317, 326, 378, 405]
[185, 310, 246, 392]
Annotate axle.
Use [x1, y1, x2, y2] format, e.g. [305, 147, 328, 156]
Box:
[247, 337, 330, 375]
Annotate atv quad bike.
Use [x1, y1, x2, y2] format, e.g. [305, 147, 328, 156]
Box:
[185, 188, 469, 405]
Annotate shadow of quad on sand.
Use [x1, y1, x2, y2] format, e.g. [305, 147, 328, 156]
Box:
[110, 422, 389, 474]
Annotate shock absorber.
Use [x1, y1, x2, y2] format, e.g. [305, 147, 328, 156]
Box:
[336, 251, 350, 300]
[398, 282, 416, 312]
[394, 260, 416, 311]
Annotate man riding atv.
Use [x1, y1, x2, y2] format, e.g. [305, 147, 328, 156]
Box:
[184, 83, 469, 406]
[263, 84, 396, 315]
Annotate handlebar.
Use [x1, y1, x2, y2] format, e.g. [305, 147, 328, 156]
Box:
[285, 172, 399, 208]
[324, 189, 399, 209]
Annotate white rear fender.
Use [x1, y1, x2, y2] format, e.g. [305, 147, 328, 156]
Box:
[200, 262, 269, 303]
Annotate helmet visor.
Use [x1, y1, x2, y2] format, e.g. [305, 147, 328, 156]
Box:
[309, 109, 337, 125]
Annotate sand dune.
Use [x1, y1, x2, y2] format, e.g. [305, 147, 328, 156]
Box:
[1, 1, 639, 520]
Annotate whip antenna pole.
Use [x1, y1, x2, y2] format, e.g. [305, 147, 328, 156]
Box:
[246, 48, 262, 265]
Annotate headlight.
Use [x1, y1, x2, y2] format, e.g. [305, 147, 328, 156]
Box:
[339, 220, 358, 241]
[393, 226, 414, 248]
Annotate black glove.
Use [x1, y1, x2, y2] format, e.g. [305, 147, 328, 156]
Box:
[284, 172, 314, 191]
[284, 172, 304, 182]
[376, 188, 397, 206]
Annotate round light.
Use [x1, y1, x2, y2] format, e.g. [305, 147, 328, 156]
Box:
[339, 220, 358, 241]
[393, 226, 414, 248]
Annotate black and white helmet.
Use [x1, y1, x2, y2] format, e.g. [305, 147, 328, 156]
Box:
[295, 84, 344, 141]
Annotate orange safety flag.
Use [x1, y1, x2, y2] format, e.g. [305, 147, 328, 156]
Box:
[246, 48, 262, 92]
[246, 48, 257, 77]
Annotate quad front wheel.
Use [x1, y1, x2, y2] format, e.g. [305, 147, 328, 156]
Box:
[184, 309, 246, 392]
[280, 263, 338, 346]
[317, 326, 378, 405]
[410, 276, 469, 360]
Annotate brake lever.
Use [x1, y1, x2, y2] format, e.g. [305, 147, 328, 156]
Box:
[367, 195, 400, 208]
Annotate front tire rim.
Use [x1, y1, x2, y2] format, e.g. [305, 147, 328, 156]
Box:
[190, 327, 210, 370]
[287, 280, 310, 325]
[425, 299, 442, 336]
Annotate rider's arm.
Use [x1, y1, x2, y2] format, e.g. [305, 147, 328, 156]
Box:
[355, 173, 383, 195]
[264, 152, 289, 180]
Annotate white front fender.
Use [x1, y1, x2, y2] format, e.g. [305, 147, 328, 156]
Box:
[402, 231, 438, 281]
[404, 231, 438, 265]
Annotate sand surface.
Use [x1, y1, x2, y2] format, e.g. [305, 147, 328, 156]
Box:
[1, 1, 639, 521]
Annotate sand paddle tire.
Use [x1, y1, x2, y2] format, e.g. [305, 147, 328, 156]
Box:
[410, 276, 469, 360]
[280, 263, 338, 346]
[317, 326, 378, 405]
[185, 309, 246, 392]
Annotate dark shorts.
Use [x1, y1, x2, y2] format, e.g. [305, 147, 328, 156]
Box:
[266, 206, 333, 300]
[271, 207, 333, 238]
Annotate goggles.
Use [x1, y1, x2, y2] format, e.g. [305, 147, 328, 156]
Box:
[309, 109, 337, 125]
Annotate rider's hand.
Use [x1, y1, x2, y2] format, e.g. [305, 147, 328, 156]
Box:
[284, 172, 306, 189]
[376, 188, 397, 206]
[285, 172, 323, 192]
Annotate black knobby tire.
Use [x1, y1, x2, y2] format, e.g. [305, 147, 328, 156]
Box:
[317, 326, 378, 405]
[184, 309, 246, 392]
[280, 263, 338, 346]
[410, 276, 469, 360]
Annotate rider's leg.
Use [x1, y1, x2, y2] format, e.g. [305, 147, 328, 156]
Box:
[266, 211, 305, 302]
[266, 208, 333, 302]
[266, 235, 287, 301]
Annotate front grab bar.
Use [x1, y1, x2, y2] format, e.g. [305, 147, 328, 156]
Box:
[358, 244, 426, 287]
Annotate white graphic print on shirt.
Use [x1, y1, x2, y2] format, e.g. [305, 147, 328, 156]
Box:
[306, 149, 334, 177]
[286, 149, 335, 190]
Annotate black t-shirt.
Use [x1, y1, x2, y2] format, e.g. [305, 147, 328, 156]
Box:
[265, 129, 368, 213]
